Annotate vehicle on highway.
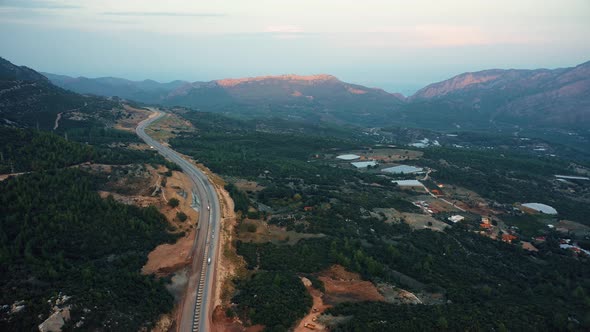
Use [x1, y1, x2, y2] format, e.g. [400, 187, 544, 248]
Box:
[207, 205, 210, 211]
[207, 257, 211, 265]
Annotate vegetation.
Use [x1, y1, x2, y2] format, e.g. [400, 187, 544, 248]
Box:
[0, 169, 179, 331]
[176, 211, 188, 222]
[168, 197, 180, 208]
[233, 272, 311, 331]
[169, 111, 590, 331]
[0, 127, 170, 173]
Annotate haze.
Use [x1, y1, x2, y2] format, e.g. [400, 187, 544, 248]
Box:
[1, 0, 589, 94]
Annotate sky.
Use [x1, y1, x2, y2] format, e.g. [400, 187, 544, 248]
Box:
[0, 0, 589, 95]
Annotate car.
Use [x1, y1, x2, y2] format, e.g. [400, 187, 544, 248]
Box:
[207, 205, 210, 211]
[150, 146, 154, 149]
[207, 257, 211, 265]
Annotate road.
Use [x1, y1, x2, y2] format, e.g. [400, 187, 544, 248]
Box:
[136, 109, 221, 332]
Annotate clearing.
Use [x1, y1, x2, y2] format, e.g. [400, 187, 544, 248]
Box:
[318, 265, 385, 305]
[237, 219, 325, 245]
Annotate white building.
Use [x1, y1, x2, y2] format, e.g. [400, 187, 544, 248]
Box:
[521, 203, 558, 215]
[336, 154, 361, 161]
[351, 161, 378, 169]
[392, 180, 423, 187]
[382, 165, 424, 174]
[448, 215, 465, 223]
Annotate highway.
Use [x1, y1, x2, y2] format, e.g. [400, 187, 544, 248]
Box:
[136, 109, 220, 332]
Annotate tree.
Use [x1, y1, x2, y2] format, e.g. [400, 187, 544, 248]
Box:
[168, 198, 180, 208]
[176, 211, 188, 222]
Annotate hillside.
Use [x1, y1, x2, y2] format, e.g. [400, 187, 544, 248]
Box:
[403, 61, 590, 130]
[44, 73, 188, 104]
[46, 73, 405, 125]
[0, 57, 118, 130]
[43, 61, 590, 130]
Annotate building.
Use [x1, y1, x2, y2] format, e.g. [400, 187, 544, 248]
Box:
[392, 180, 423, 187]
[336, 154, 361, 161]
[448, 215, 465, 223]
[521, 203, 558, 215]
[351, 160, 378, 169]
[382, 165, 424, 174]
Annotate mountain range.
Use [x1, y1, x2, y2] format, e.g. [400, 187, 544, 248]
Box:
[44, 61, 590, 130]
[1, 56, 588, 132]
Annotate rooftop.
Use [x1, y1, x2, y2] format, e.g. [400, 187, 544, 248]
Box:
[336, 154, 361, 161]
[392, 180, 423, 187]
[522, 203, 558, 215]
[382, 165, 424, 174]
[351, 161, 378, 168]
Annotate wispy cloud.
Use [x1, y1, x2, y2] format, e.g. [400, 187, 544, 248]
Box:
[101, 11, 227, 17]
[0, 0, 80, 9]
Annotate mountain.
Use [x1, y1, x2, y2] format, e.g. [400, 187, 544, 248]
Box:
[0, 58, 48, 81]
[44, 73, 189, 104]
[403, 61, 590, 130]
[165, 74, 405, 124]
[0, 57, 117, 130]
[46, 73, 405, 125]
[43, 61, 590, 130]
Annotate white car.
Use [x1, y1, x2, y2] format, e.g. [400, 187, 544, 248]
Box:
[207, 257, 211, 265]
[207, 205, 210, 211]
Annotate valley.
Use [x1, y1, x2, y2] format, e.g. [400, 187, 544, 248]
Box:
[0, 54, 589, 332]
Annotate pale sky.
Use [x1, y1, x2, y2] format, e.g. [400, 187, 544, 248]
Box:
[0, 0, 589, 94]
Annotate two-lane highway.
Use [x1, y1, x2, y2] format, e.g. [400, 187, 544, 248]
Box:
[136, 109, 220, 332]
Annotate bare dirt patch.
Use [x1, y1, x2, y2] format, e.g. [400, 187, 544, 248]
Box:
[142, 231, 195, 276]
[294, 277, 330, 332]
[401, 213, 449, 232]
[438, 185, 501, 216]
[556, 219, 590, 236]
[319, 265, 385, 305]
[335, 148, 423, 162]
[234, 179, 265, 193]
[145, 112, 194, 142]
[211, 306, 264, 332]
[114, 104, 151, 132]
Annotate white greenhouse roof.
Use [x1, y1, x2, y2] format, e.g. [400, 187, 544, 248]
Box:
[336, 154, 361, 160]
[522, 203, 558, 215]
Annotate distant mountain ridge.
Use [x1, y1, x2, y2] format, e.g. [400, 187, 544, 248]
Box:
[41, 60, 590, 130]
[402, 61, 590, 130]
[43, 73, 189, 104]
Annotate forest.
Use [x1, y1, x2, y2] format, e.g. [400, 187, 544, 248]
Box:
[0, 169, 179, 331]
[0, 127, 171, 173]
[233, 272, 311, 332]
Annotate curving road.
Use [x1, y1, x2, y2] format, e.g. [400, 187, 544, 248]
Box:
[136, 109, 220, 332]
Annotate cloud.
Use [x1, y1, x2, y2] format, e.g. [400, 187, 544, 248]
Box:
[101, 11, 227, 17]
[0, 0, 80, 9]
